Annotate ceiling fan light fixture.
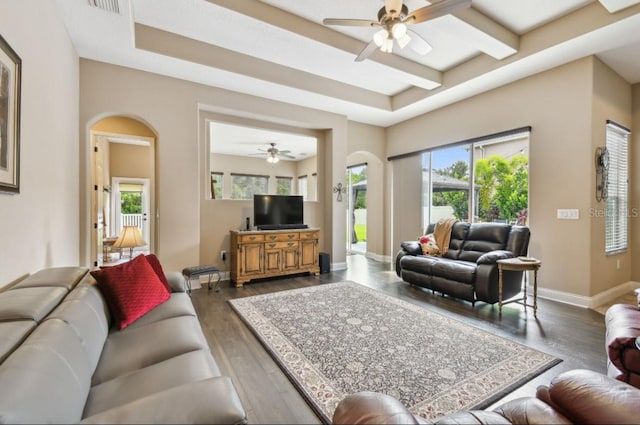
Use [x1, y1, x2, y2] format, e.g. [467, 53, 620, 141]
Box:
[391, 23, 407, 39]
[373, 29, 388, 47]
[267, 153, 279, 164]
[382, 38, 394, 53]
[396, 32, 412, 49]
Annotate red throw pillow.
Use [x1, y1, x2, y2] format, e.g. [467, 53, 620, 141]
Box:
[91, 255, 170, 330]
[145, 253, 170, 292]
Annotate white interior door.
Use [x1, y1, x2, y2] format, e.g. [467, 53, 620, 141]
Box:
[111, 177, 150, 250]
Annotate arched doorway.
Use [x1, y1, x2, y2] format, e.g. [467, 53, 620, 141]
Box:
[346, 163, 367, 254]
[89, 116, 156, 266]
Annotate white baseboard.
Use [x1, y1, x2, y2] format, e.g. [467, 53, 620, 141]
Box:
[365, 252, 392, 263]
[589, 280, 639, 308]
[532, 280, 639, 308]
[331, 262, 348, 271]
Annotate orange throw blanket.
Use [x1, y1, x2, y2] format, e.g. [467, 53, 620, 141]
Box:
[433, 218, 458, 256]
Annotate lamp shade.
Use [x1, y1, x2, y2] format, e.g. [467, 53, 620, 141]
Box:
[113, 226, 146, 258]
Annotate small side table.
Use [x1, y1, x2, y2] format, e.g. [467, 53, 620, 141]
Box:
[497, 257, 541, 318]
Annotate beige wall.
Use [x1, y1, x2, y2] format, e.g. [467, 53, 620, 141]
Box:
[92, 116, 156, 137]
[347, 121, 388, 259]
[109, 144, 153, 180]
[0, 1, 79, 287]
[631, 83, 640, 282]
[80, 60, 349, 273]
[589, 58, 633, 296]
[388, 56, 634, 303]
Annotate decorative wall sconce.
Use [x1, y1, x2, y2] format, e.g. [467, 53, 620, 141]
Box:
[333, 182, 347, 202]
[595, 146, 609, 202]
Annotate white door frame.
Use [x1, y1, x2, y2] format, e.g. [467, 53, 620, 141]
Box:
[111, 177, 151, 248]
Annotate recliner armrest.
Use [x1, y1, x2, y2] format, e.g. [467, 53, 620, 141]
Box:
[535, 369, 640, 425]
[333, 391, 421, 425]
[476, 250, 514, 265]
[400, 241, 422, 256]
[81, 377, 247, 424]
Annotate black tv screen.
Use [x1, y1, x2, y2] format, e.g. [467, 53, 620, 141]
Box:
[253, 195, 305, 230]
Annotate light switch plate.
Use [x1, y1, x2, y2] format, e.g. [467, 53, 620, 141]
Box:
[557, 209, 579, 220]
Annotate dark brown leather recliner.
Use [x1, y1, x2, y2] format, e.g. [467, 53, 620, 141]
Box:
[605, 288, 640, 388]
[396, 222, 530, 306]
[332, 369, 640, 425]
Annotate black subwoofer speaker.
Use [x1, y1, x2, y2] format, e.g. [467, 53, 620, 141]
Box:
[319, 252, 330, 274]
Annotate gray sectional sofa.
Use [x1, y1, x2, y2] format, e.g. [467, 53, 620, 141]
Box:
[0, 266, 247, 424]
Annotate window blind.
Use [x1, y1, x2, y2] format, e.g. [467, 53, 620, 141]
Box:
[605, 121, 630, 254]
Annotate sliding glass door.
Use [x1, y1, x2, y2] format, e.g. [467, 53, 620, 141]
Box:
[422, 131, 529, 230]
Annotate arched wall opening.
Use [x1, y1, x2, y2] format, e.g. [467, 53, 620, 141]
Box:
[83, 114, 158, 266]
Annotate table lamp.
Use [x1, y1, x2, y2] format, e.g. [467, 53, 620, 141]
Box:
[112, 226, 146, 259]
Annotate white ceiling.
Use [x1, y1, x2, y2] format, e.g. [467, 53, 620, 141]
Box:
[56, 0, 640, 156]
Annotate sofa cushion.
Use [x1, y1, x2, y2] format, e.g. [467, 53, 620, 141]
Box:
[12, 266, 88, 290]
[0, 320, 36, 363]
[430, 259, 477, 284]
[84, 349, 221, 418]
[457, 223, 511, 262]
[0, 286, 68, 322]
[124, 292, 196, 330]
[0, 319, 92, 424]
[92, 314, 209, 385]
[47, 282, 111, 374]
[440, 222, 470, 260]
[90, 255, 170, 330]
[80, 377, 247, 425]
[400, 255, 438, 274]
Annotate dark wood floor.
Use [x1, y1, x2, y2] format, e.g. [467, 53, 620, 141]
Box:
[190, 254, 608, 424]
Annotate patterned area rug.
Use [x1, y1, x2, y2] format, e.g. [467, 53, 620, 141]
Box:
[229, 281, 561, 423]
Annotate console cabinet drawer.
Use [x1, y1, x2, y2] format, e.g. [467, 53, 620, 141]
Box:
[265, 241, 299, 249]
[265, 232, 299, 242]
[240, 234, 265, 243]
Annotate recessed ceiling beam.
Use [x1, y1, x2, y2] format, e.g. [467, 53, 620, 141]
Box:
[205, 0, 443, 90]
[135, 24, 392, 111]
[449, 8, 519, 59]
[598, 0, 640, 13]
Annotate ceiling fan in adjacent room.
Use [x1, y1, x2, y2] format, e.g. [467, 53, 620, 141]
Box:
[323, 0, 471, 62]
[250, 142, 295, 163]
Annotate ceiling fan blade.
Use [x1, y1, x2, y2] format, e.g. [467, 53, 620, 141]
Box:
[407, 0, 471, 25]
[355, 39, 379, 62]
[323, 18, 379, 27]
[282, 154, 296, 159]
[407, 29, 433, 55]
[279, 150, 292, 154]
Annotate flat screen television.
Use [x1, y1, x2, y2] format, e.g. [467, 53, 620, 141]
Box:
[253, 195, 306, 230]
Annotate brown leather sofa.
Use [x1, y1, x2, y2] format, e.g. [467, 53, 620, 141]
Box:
[605, 288, 640, 388]
[332, 369, 640, 424]
[396, 222, 530, 305]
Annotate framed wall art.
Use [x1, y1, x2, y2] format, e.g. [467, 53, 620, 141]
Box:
[0, 33, 21, 194]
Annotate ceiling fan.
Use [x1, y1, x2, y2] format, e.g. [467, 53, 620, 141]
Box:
[323, 0, 472, 62]
[250, 142, 295, 163]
